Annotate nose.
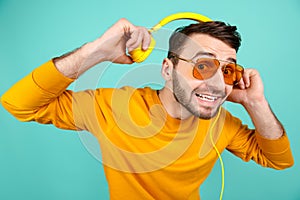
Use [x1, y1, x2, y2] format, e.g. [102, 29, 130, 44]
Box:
[202, 68, 226, 89]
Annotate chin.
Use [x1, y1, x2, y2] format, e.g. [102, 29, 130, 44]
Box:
[195, 106, 220, 120]
[197, 113, 217, 120]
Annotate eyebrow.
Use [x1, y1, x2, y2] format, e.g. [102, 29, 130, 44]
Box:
[192, 51, 237, 63]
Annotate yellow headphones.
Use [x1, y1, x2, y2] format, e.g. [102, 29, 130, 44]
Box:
[129, 12, 212, 63]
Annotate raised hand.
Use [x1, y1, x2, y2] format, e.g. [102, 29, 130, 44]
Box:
[54, 18, 152, 78]
[88, 18, 152, 65]
[227, 68, 265, 107]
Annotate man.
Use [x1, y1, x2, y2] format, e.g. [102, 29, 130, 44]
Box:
[1, 18, 294, 199]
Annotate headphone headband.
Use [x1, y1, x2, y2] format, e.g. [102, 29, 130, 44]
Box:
[130, 12, 212, 63]
[150, 12, 212, 32]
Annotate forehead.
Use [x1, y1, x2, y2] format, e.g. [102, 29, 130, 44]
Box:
[180, 33, 237, 60]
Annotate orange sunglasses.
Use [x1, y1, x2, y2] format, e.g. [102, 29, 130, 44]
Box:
[175, 56, 244, 85]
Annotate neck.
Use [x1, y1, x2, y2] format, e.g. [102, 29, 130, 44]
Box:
[158, 87, 193, 120]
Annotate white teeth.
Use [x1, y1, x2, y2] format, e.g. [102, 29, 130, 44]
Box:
[195, 93, 217, 102]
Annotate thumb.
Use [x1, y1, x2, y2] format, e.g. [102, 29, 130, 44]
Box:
[113, 54, 134, 64]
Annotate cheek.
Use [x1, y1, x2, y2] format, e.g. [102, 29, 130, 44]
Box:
[176, 64, 194, 80]
[173, 69, 195, 89]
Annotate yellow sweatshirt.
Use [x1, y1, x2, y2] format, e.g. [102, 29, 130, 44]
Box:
[1, 60, 294, 200]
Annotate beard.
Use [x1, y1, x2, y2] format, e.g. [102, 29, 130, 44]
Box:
[172, 71, 225, 119]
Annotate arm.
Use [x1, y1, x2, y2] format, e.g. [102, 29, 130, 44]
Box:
[227, 69, 294, 168]
[54, 18, 151, 79]
[228, 69, 284, 139]
[1, 18, 151, 129]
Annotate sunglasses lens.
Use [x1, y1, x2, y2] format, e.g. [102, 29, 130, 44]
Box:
[193, 58, 219, 80]
[191, 58, 244, 85]
[233, 65, 244, 85]
[223, 64, 235, 85]
[223, 64, 244, 85]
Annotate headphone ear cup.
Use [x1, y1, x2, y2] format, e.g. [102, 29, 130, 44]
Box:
[129, 37, 156, 63]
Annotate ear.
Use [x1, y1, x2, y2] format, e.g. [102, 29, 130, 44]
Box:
[161, 58, 174, 81]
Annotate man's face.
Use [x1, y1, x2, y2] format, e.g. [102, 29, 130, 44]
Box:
[170, 34, 237, 119]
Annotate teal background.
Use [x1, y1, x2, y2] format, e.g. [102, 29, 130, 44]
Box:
[0, 0, 299, 199]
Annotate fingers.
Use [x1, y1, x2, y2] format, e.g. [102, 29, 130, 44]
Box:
[126, 26, 152, 52]
[239, 74, 246, 90]
[237, 69, 252, 89]
[97, 18, 152, 63]
[126, 29, 142, 52]
[141, 28, 152, 50]
[236, 68, 263, 92]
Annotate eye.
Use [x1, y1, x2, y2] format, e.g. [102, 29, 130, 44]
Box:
[197, 64, 206, 70]
[194, 58, 218, 75]
[223, 65, 234, 75]
[224, 68, 231, 75]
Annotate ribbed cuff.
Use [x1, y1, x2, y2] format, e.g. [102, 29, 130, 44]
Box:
[256, 132, 290, 154]
[32, 60, 75, 94]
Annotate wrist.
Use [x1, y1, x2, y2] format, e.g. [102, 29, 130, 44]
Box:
[243, 97, 283, 139]
[242, 96, 268, 111]
[80, 41, 107, 64]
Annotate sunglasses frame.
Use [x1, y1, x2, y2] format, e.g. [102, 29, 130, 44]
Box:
[173, 55, 244, 85]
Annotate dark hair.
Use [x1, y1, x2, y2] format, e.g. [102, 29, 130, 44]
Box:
[167, 21, 242, 65]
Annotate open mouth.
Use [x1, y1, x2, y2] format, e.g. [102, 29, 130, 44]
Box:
[195, 93, 218, 102]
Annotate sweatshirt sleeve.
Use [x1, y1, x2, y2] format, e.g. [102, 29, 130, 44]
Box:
[226, 113, 294, 170]
[1, 60, 81, 130]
